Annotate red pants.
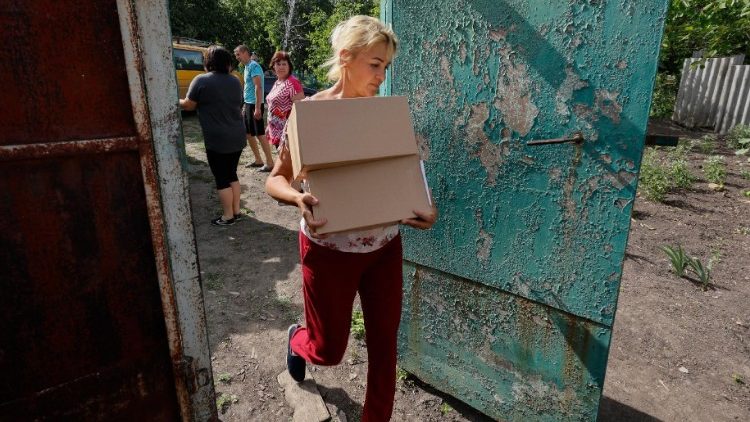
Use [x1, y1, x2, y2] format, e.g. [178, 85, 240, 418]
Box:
[291, 232, 403, 422]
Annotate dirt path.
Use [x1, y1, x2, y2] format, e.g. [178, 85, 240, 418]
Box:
[181, 116, 749, 421]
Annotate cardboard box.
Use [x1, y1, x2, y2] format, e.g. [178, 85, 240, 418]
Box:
[286, 96, 418, 180]
[306, 155, 432, 235]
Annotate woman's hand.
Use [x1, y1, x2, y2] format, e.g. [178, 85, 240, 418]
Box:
[401, 204, 438, 230]
[254, 107, 262, 120]
[296, 193, 329, 239]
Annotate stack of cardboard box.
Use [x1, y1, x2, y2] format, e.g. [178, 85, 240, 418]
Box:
[286, 96, 432, 234]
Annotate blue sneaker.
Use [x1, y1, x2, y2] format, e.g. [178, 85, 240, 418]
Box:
[287, 324, 306, 382]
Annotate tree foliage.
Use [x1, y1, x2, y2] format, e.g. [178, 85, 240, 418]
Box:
[660, 0, 750, 74]
[170, 0, 378, 85]
[651, 0, 749, 117]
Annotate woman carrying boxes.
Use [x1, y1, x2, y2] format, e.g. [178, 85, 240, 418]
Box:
[265, 15, 438, 422]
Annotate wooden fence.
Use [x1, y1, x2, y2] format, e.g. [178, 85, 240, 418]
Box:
[672, 55, 749, 134]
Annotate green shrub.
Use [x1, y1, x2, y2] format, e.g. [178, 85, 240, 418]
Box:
[639, 150, 671, 202]
[726, 124, 750, 152]
[650, 73, 678, 118]
[741, 169, 750, 180]
[703, 155, 727, 185]
[669, 159, 695, 189]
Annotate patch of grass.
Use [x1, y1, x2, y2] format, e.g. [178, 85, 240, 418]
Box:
[740, 169, 750, 180]
[742, 189, 750, 198]
[695, 135, 716, 154]
[704, 155, 727, 186]
[217, 373, 232, 384]
[203, 273, 224, 291]
[661, 245, 690, 277]
[351, 310, 365, 340]
[733, 373, 746, 385]
[737, 226, 750, 236]
[216, 393, 238, 414]
[440, 402, 453, 415]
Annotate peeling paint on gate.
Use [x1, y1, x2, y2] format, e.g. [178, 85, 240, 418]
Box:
[384, 0, 667, 419]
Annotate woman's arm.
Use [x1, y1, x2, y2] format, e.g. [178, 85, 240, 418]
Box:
[179, 97, 197, 111]
[265, 143, 329, 237]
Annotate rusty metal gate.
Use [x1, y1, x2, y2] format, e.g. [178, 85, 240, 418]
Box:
[0, 1, 215, 420]
[383, 0, 668, 420]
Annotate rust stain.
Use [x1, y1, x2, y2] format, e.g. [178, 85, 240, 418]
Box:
[494, 46, 538, 136]
[0, 137, 139, 161]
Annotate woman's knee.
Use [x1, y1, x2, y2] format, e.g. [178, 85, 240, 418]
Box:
[311, 337, 349, 365]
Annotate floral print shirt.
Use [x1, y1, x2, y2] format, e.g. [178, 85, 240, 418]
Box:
[266, 76, 303, 146]
[300, 219, 399, 253]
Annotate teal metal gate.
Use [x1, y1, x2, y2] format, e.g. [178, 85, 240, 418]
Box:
[382, 1, 668, 420]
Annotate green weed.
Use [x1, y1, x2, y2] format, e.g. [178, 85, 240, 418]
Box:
[726, 124, 750, 152]
[669, 141, 693, 160]
[695, 135, 716, 154]
[216, 393, 238, 414]
[661, 245, 690, 277]
[703, 155, 727, 185]
[669, 159, 695, 189]
[688, 257, 712, 291]
[440, 403, 454, 415]
[217, 373, 232, 384]
[740, 169, 750, 180]
[733, 373, 746, 385]
[742, 190, 750, 198]
[396, 367, 409, 382]
[639, 150, 671, 202]
[351, 310, 366, 340]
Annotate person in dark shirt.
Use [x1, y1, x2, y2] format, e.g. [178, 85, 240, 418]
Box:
[180, 46, 246, 226]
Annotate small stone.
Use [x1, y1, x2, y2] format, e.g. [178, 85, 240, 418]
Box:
[348, 373, 358, 381]
[229, 291, 240, 296]
[678, 366, 689, 374]
[708, 183, 724, 191]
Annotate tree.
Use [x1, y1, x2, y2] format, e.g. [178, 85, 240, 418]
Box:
[660, 0, 750, 74]
[304, 0, 379, 84]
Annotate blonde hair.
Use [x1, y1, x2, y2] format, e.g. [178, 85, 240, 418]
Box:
[323, 15, 398, 82]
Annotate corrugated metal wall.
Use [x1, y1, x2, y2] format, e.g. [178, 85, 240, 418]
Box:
[716, 64, 750, 134]
[672, 55, 749, 134]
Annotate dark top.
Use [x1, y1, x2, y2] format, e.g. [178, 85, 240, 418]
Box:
[187, 72, 246, 153]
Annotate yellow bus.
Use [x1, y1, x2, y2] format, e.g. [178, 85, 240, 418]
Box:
[173, 42, 243, 99]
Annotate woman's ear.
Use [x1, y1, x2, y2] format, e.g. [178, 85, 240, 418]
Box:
[339, 49, 352, 67]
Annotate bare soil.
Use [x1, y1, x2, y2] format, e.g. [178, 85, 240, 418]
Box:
[181, 116, 750, 421]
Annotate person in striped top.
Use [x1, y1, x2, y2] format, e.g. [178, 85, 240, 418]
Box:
[266, 51, 305, 149]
